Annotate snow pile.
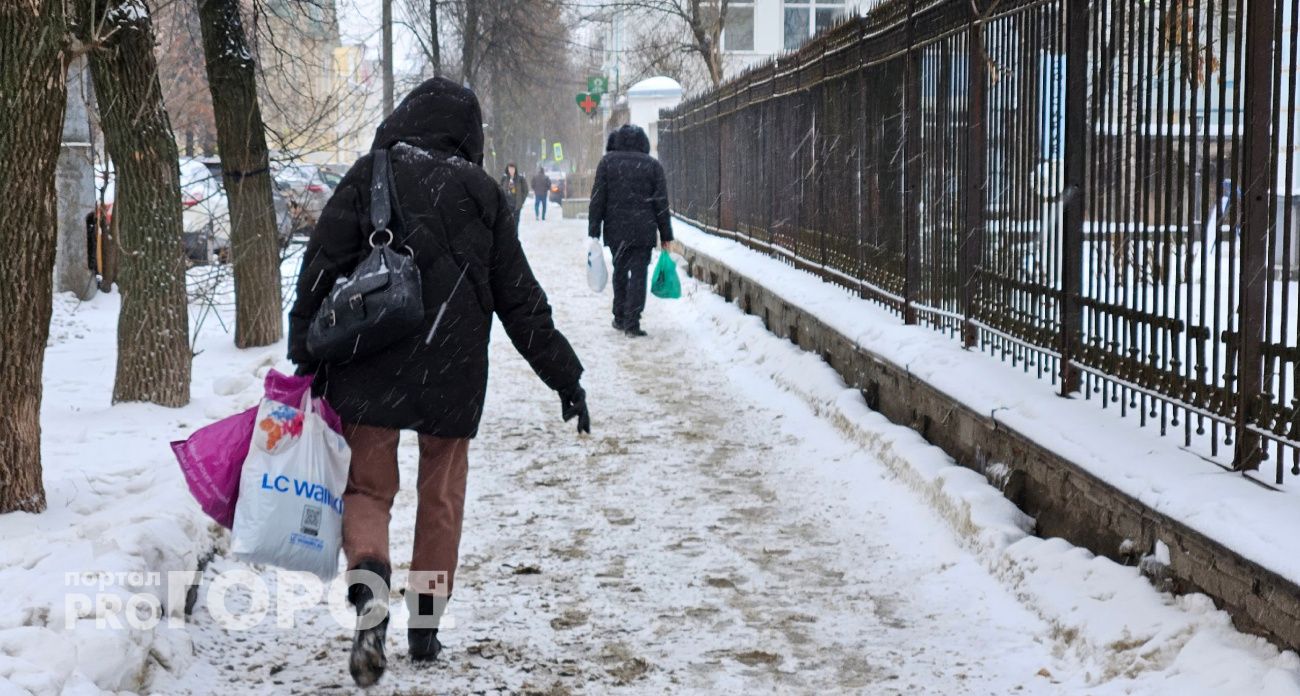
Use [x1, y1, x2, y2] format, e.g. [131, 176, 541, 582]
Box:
[675, 222, 1300, 694]
[0, 273, 291, 694]
[674, 223, 1300, 581]
[995, 538, 1300, 691]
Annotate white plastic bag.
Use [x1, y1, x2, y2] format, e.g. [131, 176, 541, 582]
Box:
[231, 393, 351, 579]
[586, 237, 608, 293]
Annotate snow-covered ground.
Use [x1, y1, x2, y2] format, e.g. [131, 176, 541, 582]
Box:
[5, 211, 1300, 694]
[672, 219, 1300, 602]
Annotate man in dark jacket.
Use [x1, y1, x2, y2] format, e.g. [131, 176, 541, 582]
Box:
[499, 162, 528, 234]
[530, 167, 551, 221]
[288, 78, 589, 687]
[588, 124, 674, 336]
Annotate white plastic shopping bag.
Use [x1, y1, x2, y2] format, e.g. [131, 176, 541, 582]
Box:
[231, 392, 351, 579]
[586, 237, 608, 293]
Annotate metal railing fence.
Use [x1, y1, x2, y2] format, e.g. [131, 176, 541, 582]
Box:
[660, 0, 1300, 483]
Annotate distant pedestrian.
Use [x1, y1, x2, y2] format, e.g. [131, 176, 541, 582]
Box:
[531, 167, 551, 221]
[588, 124, 673, 337]
[288, 78, 589, 688]
[500, 162, 528, 234]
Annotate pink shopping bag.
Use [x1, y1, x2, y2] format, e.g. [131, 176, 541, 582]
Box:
[171, 369, 342, 528]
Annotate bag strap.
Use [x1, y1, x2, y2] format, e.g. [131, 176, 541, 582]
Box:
[385, 150, 406, 231]
[369, 149, 394, 245]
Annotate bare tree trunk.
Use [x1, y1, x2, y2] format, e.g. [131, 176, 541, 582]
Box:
[383, 0, 394, 115]
[77, 0, 192, 407]
[462, 1, 479, 87]
[430, 0, 441, 77]
[686, 0, 727, 88]
[705, 51, 723, 88]
[0, 0, 67, 514]
[199, 0, 282, 349]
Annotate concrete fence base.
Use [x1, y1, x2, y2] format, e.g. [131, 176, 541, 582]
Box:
[560, 198, 589, 219]
[680, 240, 1300, 653]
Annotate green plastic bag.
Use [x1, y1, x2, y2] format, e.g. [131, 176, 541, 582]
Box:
[650, 251, 681, 299]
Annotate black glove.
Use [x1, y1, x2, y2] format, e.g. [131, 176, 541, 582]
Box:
[559, 383, 590, 434]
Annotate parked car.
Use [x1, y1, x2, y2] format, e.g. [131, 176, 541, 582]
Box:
[546, 168, 567, 203]
[320, 162, 351, 181]
[90, 158, 292, 267]
[180, 158, 230, 262]
[275, 163, 342, 231]
[183, 158, 295, 263]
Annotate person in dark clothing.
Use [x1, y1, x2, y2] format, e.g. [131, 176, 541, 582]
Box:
[287, 77, 590, 687]
[530, 167, 551, 221]
[588, 124, 674, 336]
[499, 162, 528, 234]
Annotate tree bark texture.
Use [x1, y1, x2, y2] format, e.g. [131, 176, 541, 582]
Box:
[462, 1, 479, 87]
[430, 0, 440, 77]
[0, 0, 68, 513]
[199, 0, 283, 348]
[77, 0, 192, 407]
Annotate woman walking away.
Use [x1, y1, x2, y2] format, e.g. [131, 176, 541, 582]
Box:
[500, 162, 528, 234]
[288, 77, 591, 688]
[589, 124, 674, 337]
[531, 167, 551, 221]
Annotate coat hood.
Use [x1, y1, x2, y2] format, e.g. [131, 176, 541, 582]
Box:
[370, 77, 484, 165]
[606, 124, 650, 154]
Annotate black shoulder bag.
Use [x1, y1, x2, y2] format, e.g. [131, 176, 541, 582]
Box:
[306, 149, 425, 363]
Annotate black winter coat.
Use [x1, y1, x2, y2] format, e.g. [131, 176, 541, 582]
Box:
[288, 78, 583, 438]
[500, 172, 528, 211]
[530, 172, 551, 197]
[588, 124, 673, 249]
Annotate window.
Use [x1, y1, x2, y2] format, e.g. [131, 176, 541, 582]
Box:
[783, 6, 810, 50]
[724, 3, 755, 52]
[784, 1, 845, 50]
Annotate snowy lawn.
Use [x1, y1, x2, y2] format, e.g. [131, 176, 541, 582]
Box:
[4, 211, 1300, 694]
[0, 262, 295, 693]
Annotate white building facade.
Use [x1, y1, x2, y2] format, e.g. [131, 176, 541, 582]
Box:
[626, 77, 685, 158]
[720, 0, 882, 74]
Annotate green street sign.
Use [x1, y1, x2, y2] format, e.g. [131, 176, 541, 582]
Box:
[576, 92, 601, 115]
[587, 75, 609, 96]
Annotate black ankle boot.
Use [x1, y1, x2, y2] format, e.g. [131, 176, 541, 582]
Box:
[408, 593, 444, 662]
[408, 627, 442, 662]
[347, 560, 391, 687]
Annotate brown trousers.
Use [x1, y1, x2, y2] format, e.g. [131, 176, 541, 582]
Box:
[342, 424, 470, 598]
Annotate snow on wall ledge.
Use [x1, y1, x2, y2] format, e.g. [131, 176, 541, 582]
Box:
[673, 217, 1300, 670]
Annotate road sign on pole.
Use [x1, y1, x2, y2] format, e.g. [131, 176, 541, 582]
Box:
[553, 143, 564, 162]
[587, 75, 608, 96]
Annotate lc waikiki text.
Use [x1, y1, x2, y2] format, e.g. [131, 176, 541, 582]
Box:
[260, 473, 345, 515]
